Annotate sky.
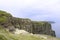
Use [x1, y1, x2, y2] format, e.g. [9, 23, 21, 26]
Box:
[0, 0, 60, 38]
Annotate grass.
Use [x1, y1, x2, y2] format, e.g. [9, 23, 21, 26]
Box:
[0, 26, 60, 40]
[0, 16, 7, 23]
[0, 26, 45, 40]
[0, 10, 12, 23]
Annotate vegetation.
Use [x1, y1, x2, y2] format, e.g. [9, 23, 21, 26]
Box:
[0, 26, 60, 40]
[0, 10, 12, 24]
[0, 26, 45, 40]
[0, 10, 12, 17]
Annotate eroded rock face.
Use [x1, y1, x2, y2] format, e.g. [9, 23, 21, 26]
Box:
[32, 21, 56, 37]
[0, 10, 56, 37]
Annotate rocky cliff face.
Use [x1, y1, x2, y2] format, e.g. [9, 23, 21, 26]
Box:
[32, 21, 56, 37]
[0, 10, 56, 37]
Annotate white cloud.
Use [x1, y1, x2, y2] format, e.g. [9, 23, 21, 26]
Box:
[0, 0, 60, 18]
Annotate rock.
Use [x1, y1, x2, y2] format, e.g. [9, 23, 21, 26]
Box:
[32, 21, 56, 37]
[14, 28, 29, 34]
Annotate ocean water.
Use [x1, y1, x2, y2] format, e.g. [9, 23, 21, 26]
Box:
[52, 23, 60, 38]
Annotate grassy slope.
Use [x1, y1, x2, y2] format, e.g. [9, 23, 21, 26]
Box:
[0, 26, 45, 40]
[0, 26, 60, 40]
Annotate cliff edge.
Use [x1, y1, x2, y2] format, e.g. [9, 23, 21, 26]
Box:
[0, 10, 56, 37]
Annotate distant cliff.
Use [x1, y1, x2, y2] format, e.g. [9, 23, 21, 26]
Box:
[0, 10, 56, 37]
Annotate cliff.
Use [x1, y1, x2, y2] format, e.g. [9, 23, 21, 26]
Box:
[0, 10, 56, 37]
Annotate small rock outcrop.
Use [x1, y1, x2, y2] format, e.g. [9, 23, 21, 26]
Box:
[0, 10, 56, 37]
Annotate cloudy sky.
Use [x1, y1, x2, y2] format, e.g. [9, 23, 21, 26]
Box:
[0, 0, 60, 38]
